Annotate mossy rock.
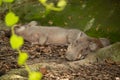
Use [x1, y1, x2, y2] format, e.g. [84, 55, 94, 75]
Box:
[96, 42, 120, 62]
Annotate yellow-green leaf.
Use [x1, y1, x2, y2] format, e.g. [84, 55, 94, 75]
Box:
[39, 0, 47, 4]
[3, 0, 14, 3]
[5, 12, 19, 27]
[29, 72, 42, 80]
[0, 0, 2, 6]
[18, 52, 28, 66]
[10, 34, 24, 50]
[57, 0, 67, 8]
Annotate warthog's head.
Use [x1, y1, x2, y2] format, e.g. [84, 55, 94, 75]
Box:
[65, 39, 91, 61]
[65, 32, 91, 61]
[65, 33, 110, 61]
[14, 21, 41, 44]
[14, 21, 38, 34]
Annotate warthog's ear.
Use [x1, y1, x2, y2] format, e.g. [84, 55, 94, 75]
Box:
[28, 21, 38, 27]
[75, 32, 88, 43]
[99, 38, 110, 47]
[74, 32, 82, 44]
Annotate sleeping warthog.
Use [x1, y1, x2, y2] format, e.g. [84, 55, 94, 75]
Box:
[65, 36, 110, 60]
[15, 21, 88, 45]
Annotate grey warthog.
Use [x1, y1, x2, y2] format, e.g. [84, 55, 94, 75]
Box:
[15, 21, 110, 61]
[15, 21, 88, 45]
[65, 36, 110, 60]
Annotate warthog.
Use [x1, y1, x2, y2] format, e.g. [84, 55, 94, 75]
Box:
[15, 21, 88, 45]
[65, 36, 110, 60]
[15, 21, 110, 60]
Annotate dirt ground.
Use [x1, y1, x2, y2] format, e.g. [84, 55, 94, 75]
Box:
[0, 30, 120, 80]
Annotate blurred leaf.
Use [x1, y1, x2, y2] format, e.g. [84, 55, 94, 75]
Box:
[57, 0, 67, 8]
[0, 0, 2, 6]
[5, 12, 19, 27]
[18, 52, 28, 66]
[29, 72, 42, 80]
[39, 0, 66, 12]
[10, 34, 24, 50]
[39, 0, 47, 4]
[3, 0, 14, 3]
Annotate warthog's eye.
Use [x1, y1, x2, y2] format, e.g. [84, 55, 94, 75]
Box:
[81, 49, 83, 53]
[85, 47, 89, 50]
[75, 40, 79, 44]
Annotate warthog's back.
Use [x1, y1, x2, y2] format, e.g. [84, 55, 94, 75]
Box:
[37, 26, 69, 45]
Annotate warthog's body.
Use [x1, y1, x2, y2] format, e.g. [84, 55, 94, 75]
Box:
[15, 21, 87, 45]
[15, 21, 110, 61]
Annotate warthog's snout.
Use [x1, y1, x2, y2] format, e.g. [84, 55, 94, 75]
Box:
[65, 52, 82, 61]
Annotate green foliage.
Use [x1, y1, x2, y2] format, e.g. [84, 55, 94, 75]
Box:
[38, 0, 67, 18]
[0, 0, 2, 6]
[40, 0, 47, 3]
[18, 52, 28, 66]
[39, 0, 67, 11]
[5, 12, 19, 27]
[57, 0, 66, 8]
[29, 72, 43, 80]
[3, 0, 14, 3]
[10, 34, 24, 50]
